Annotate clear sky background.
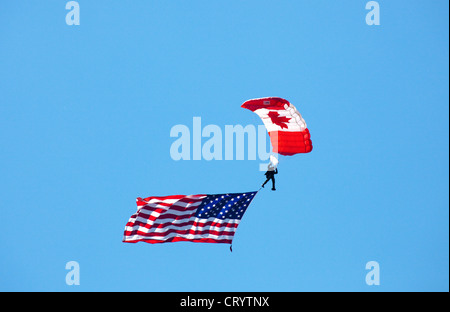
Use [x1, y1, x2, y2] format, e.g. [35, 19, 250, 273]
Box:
[0, 1, 448, 292]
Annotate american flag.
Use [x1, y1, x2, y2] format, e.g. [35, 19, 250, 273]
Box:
[123, 191, 258, 245]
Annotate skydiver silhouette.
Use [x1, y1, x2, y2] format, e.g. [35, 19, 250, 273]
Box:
[261, 164, 278, 191]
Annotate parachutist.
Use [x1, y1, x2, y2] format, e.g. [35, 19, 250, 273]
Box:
[262, 165, 278, 191]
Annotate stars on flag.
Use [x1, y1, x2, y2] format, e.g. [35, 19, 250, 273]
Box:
[195, 192, 257, 220]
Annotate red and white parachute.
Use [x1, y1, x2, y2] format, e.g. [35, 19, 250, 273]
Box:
[241, 97, 312, 156]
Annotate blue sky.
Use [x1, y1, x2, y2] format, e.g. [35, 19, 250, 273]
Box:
[0, 1, 448, 291]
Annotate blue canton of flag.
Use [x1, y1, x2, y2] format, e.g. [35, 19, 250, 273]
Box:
[195, 192, 258, 220]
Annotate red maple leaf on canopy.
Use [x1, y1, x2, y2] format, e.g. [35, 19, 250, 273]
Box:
[268, 111, 291, 129]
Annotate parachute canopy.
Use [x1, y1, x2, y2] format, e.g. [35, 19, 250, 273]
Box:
[241, 97, 312, 156]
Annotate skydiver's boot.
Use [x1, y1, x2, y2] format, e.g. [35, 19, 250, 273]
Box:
[272, 188, 276, 191]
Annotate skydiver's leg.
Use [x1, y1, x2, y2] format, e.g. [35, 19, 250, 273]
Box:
[262, 178, 270, 188]
[271, 177, 276, 190]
